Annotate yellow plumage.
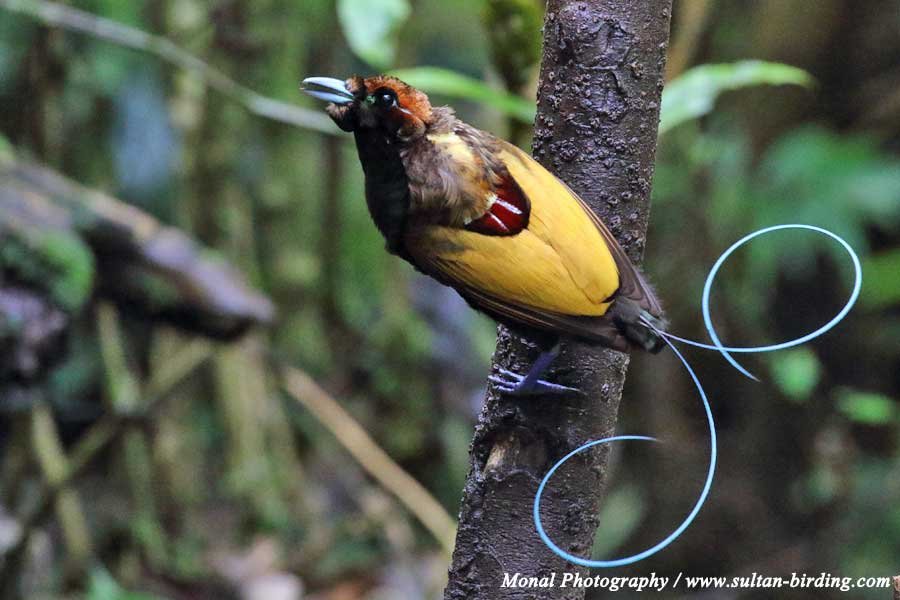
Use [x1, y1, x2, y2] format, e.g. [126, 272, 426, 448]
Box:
[405, 142, 620, 318]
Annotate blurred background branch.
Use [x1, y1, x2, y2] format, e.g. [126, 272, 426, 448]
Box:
[0, 0, 337, 134]
[281, 365, 457, 554]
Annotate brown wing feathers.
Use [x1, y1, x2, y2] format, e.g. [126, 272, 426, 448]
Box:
[400, 115, 663, 351]
[572, 190, 664, 318]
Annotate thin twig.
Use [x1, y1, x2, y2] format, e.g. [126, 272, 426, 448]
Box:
[0, 0, 338, 135]
[30, 399, 92, 576]
[96, 303, 168, 568]
[280, 365, 457, 554]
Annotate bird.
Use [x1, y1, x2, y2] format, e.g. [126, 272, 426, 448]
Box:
[302, 75, 667, 396]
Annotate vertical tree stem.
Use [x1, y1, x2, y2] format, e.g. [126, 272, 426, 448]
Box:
[444, 2, 672, 598]
[97, 303, 168, 570]
[31, 400, 92, 577]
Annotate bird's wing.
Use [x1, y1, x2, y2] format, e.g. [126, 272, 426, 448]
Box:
[500, 142, 663, 318]
[404, 139, 665, 346]
[406, 224, 615, 317]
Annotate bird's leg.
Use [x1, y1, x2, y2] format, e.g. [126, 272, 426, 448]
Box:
[488, 342, 582, 396]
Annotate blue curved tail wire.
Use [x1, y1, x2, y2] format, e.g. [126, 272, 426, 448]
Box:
[533, 224, 862, 568]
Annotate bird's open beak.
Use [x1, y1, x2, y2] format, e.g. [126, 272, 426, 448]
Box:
[301, 77, 355, 105]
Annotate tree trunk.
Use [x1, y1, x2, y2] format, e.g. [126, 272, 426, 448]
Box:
[444, 2, 672, 598]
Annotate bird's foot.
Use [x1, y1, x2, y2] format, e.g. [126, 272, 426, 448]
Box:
[488, 367, 583, 397]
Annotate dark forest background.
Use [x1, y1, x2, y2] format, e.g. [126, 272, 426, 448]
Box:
[0, 0, 898, 598]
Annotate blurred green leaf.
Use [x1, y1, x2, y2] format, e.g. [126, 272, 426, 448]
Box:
[750, 127, 900, 284]
[591, 483, 645, 559]
[798, 465, 840, 507]
[438, 416, 473, 501]
[483, 0, 542, 93]
[337, 0, 411, 69]
[392, 60, 812, 130]
[389, 66, 536, 122]
[0, 133, 13, 165]
[660, 60, 813, 134]
[769, 348, 822, 402]
[860, 248, 900, 309]
[836, 388, 897, 425]
[0, 13, 34, 93]
[0, 228, 96, 313]
[85, 0, 146, 91]
[87, 568, 167, 600]
[666, 125, 900, 306]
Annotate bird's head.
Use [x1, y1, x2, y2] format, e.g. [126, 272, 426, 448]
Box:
[302, 75, 433, 142]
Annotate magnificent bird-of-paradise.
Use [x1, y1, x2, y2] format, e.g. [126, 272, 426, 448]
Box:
[302, 75, 667, 395]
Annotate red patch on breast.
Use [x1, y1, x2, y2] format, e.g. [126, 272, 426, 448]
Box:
[465, 176, 529, 236]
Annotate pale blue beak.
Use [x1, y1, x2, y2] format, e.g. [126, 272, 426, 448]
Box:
[301, 77, 354, 105]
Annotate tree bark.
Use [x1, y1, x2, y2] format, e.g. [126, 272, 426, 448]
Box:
[444, 2, 672, 598]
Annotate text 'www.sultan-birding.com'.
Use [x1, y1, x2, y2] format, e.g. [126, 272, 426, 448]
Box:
[500, 571, 897, 593]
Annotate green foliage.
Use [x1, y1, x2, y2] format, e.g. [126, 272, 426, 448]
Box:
[47, 328, 103, 409]
[0, 132, 13, 165]
[838, 461, 900, 585]
[337, 0, 411, 69]
[86, 568, 167, 600]
[660, 60, 813, 134]
[591, 483, 645, 559]
[794, 463, 841, 508]
[38, 231, 96, 311]
[836, 388, 897, 425]
[860, 248, 900, 309]
[757, 127, 900, 236]
[655, 125, 900, 313]
[0, 229, 95, 313]
[483, 0, 542, 93]
[437, 415, 474, 503]
[390, 66, 536, 122]
[316, 531, 384, 581]
[750, 127, 900, 286]
[390, 60, 815, 131]
[769, 348, 822, 402]
[80, 0, 145, 96]
[0, 12, 34, 94]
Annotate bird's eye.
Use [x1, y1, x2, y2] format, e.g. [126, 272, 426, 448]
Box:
[375, 89, 398, 108]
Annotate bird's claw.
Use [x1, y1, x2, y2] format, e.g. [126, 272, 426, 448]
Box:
[488, 367, 583, 397]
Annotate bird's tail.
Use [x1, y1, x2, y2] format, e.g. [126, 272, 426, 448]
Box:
[608, 297, 668, 354]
